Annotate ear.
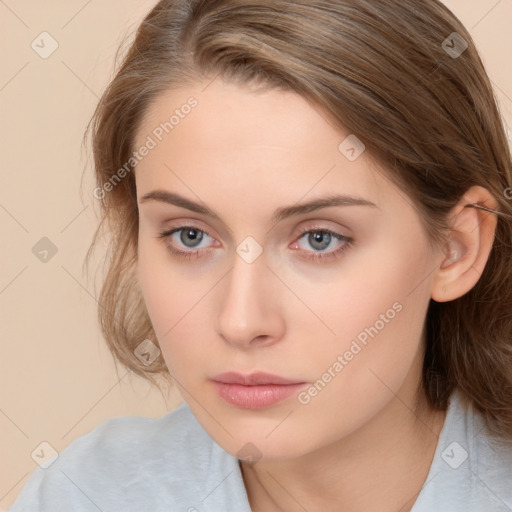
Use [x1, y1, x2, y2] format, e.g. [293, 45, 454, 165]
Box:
[430, 186, 498, 303]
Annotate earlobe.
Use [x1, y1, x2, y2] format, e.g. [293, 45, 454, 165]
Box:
[430, 186, 498, 303]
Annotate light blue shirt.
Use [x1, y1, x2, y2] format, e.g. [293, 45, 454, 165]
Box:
[8, 389, 512, 511]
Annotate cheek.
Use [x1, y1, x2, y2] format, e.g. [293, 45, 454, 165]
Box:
[285, 244, 432, 447]
[340, 247, 427, 349]
[136, 236, 220, 376]
[137, 243, 175, 334]
[300, 231, 433, 405]
[285, 223, 430, 356]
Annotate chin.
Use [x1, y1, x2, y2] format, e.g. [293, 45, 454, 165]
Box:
[205, 413, 319, 462]
[226, 435, 310, 463]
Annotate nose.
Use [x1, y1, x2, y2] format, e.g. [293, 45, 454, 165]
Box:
[215, 250, 285, 349]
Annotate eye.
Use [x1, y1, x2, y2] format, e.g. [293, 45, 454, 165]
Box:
[291, 226, 354, 262]
[156, 224, 354, 262]
[156, 226, 216, 260]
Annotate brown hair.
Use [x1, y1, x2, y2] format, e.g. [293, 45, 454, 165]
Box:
[84, 0, 512, 439]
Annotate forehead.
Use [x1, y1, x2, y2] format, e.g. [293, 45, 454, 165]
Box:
[133, 78, 394, 212]
[136, 78, 335, 147]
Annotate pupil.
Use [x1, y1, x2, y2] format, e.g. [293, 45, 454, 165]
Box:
[310, 231, 330, 250]
[181, 229, 203, 247]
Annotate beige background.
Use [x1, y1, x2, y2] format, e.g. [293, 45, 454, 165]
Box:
[1, 0, 511, 509]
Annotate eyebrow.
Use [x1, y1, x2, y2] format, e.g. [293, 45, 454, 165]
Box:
[139, 190, 378, 224]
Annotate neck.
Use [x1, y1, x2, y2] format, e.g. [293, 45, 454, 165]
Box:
[240, 390, 447, 512]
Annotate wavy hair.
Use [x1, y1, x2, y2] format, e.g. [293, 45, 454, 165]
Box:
[84, 0, 512, 439]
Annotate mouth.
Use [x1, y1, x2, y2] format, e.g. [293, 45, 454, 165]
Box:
[210, 372, 308, 409]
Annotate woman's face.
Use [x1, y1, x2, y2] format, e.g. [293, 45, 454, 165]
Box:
[134, 78, 443, 460]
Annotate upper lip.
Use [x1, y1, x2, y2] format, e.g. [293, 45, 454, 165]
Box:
[212, 372, 305, 386]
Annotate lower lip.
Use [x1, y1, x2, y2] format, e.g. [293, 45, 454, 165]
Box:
[211, 381, 307, 409]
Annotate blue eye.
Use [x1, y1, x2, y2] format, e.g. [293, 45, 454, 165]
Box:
[292, 227, 353, 262]
[157, 226, 214, 260]
[156, 225, 354, 262]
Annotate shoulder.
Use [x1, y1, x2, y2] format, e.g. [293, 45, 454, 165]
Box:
[9, 403, 250, 512]
[64, 401, 204, 462]
[412, 389, 512, 511]
[53, 402, 209, 476]
[466, 399, 512, 509]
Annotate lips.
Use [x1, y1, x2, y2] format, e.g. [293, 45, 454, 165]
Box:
[211, 372, 307, 409]
[212, 371, 305, 386]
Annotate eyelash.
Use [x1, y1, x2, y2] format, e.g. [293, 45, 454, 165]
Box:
[156, 225, 354, 263]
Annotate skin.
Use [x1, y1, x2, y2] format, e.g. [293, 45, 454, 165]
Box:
[134, 77, 497, 511]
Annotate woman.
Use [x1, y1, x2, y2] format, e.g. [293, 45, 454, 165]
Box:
[10, 0, 512, 510]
